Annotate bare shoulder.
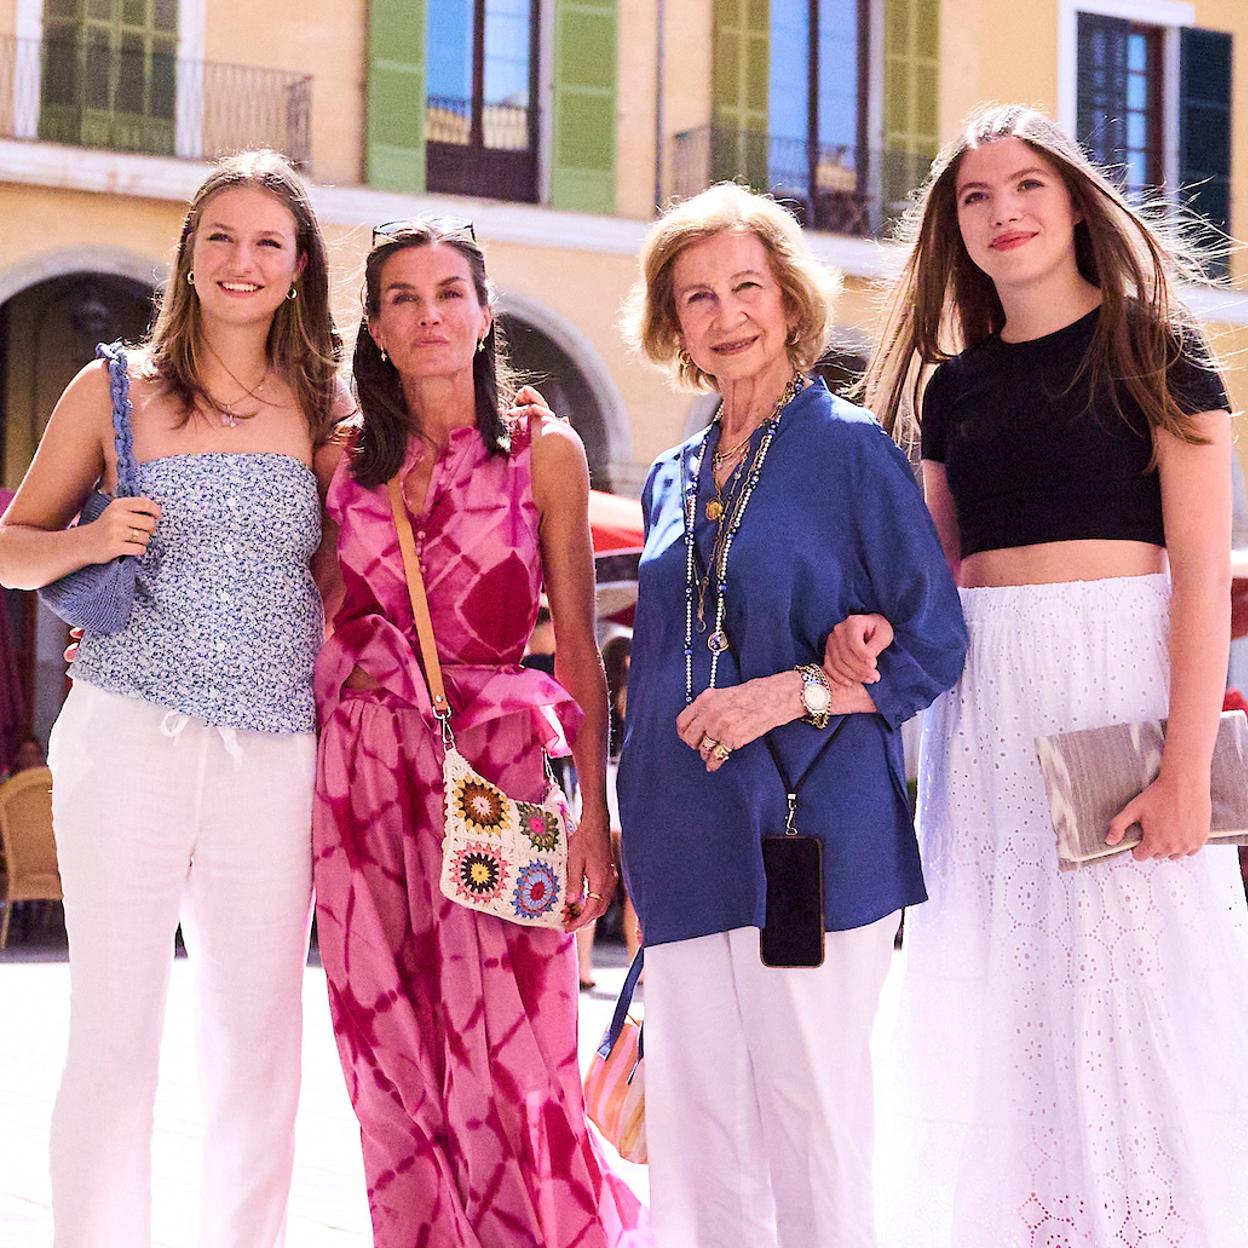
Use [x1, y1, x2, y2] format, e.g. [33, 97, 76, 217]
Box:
[313, 427, 352, 496]
[529, 411, 587, 468]
[331, 376, 358, 422]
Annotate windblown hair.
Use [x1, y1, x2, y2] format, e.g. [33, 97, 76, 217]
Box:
[142, 149, 342, 443]
[862, 104, 1224, 453]
[623, 182, 841, 391]
[351, 219, 516, 487]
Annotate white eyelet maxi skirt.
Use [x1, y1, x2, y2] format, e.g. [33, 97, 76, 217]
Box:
[878, 574, 1248, 1248]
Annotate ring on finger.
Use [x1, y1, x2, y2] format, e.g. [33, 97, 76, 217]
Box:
[699, 734, 720, 752]
[712, 743, 731, 762]
[586, 891, 605, 902]
[129, 526, 143, 543]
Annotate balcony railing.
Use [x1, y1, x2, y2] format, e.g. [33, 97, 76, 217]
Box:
[426, 94, 538, 203]
[0, 35, 312, 168]
[671, 126, 933, 237]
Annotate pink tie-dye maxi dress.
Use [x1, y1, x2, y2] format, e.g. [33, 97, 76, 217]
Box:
[313, 424, 647, 1247]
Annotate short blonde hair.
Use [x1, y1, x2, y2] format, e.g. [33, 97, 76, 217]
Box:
[623, 183, 841, 391]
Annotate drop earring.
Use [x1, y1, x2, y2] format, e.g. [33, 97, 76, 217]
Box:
[380, 346, 388, 363]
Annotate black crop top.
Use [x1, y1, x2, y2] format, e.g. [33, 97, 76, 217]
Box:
[920, 307, 1229, 557]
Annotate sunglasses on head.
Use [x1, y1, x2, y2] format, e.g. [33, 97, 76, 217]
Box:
[372, 216, 476, 246]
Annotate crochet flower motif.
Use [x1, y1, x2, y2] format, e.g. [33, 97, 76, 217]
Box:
[452, 843, 507, 903]
[512, 861, 560, 920]
[517, 801, 561, 851]
[451, 775, 508, 837]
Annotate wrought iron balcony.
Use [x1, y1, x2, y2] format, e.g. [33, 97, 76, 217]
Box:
[426, 94, 538, 203]
[671, 125, 933, 237]
[0, 35, 311, 168]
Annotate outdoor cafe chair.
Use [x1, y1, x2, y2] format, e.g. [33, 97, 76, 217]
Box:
[0, 766, 60, 950]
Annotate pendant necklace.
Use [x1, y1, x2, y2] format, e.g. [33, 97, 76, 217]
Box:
[682, 373, 805, 701]
[202, 339, 271, 427]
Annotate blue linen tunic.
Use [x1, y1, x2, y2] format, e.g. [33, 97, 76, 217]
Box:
[618, 378, 967, 948]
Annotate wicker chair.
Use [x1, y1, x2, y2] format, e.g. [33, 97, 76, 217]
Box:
[0, 766, 60, 950]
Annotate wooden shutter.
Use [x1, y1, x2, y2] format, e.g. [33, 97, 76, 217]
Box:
[711, 0, 770, 189]
[366, 0, 426, 193]
[551, 0, 617, 214]
[882, 0, 938, 214]
[1179, 26, 1233, 264]
[1075, 12, 1129, 169]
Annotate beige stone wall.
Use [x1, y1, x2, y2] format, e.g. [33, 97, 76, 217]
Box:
[202, 0, 367, 186]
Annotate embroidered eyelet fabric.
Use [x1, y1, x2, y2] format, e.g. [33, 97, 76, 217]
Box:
[879, 574, 1248, 1248]
[73, 453, 322, 733]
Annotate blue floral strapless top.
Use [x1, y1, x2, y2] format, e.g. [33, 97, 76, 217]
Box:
[74, 452, 322, 733]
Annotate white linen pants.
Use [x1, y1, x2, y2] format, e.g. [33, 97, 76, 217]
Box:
[645, 915, 898, 1248]
[46, 681, 316, 1248]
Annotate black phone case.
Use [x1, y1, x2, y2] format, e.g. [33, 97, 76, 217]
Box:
[760, 834, 825, 968]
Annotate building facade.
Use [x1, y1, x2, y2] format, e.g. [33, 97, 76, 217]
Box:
[0, 0, 1246, 737]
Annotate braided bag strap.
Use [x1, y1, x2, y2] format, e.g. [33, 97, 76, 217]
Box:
[94, 341, 138, 497]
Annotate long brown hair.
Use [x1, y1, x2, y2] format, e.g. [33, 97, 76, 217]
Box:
[142, 149, 342, 442]
[863, 104, 1223, 453]
[351, 219, 516, 487]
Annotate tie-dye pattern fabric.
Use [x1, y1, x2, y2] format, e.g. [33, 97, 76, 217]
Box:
[313, 424, 647, 1247]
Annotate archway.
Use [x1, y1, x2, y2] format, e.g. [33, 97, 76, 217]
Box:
[495, 292, 633, 494]
[0, 267, 156, 758]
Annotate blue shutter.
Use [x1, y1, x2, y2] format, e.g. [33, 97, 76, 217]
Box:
[1180, 26, 1232, 269]
[1075, 12, 1128, 169]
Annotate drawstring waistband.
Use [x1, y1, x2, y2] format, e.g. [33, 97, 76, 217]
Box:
[160, 709, 244, 765]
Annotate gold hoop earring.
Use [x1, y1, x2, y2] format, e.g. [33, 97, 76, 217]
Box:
[287, 285, 298, 301]
[677, 347, 693, 371]
[186, 270, 195, 286]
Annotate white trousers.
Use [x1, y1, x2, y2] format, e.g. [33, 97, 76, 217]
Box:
[46, 681, 315, 1248]
[645, 916, 897, 1248]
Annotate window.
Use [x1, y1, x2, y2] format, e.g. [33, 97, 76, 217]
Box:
[710, 0, 870, 234]
[426, 0, 540, 202]
[1076, 15, 1164, 199]
[40, 0, 178, 156]
[1072, 7, 1233, 269]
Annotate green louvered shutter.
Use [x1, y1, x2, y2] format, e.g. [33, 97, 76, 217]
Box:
[551, 0, 617, 214]
[366, 0, 426, 193]
[712, 0, 769, 189]
[1180, 27, 1233, 275]
[882, 0, 938, 216]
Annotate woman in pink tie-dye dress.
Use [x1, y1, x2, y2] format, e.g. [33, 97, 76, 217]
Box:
[311, 218, 645, 1247]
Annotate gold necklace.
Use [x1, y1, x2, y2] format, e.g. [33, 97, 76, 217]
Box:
[201, 339, 271, 427]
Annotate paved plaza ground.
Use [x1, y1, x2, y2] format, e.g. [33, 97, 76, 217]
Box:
[0, 916, 649, 1246]
[0, 914, 905, 1246]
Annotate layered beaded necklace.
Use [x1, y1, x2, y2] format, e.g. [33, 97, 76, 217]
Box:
[682, 373, 805, 703]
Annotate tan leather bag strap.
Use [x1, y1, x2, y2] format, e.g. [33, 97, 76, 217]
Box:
[386, 476, 451, 719]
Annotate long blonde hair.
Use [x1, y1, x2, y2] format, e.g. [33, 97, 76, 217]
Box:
[142, 149, 342, 442]
[863, 104, 1222, 452]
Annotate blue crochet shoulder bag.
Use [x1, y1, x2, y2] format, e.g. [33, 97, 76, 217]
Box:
[37, 341, 141, 635]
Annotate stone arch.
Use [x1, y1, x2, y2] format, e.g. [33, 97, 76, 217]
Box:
[495, 290, 634, 493]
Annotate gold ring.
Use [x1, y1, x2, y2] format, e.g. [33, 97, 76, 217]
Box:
[129, 527, 143, 543]
[700, 734, 720, 751]
[713, 744, 731, 762]
[586, 891, 605, 902]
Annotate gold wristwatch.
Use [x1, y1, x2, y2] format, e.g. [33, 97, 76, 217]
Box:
[795, 663, 832, 729]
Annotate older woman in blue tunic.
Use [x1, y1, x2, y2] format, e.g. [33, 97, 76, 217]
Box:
[617, 184, 967, 1248]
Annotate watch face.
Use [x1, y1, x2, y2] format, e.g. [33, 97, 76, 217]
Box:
[804, 682, 831, 715]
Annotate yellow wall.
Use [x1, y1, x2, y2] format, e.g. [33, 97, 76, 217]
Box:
[617, 0, 660, 220]
[203, 0, 366, 187]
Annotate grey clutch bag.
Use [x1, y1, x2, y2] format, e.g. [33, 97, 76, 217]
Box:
[1035, 711, 1248, 869]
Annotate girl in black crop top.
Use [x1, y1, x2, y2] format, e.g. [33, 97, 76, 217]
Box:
[827, 105, 1248, 1248]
